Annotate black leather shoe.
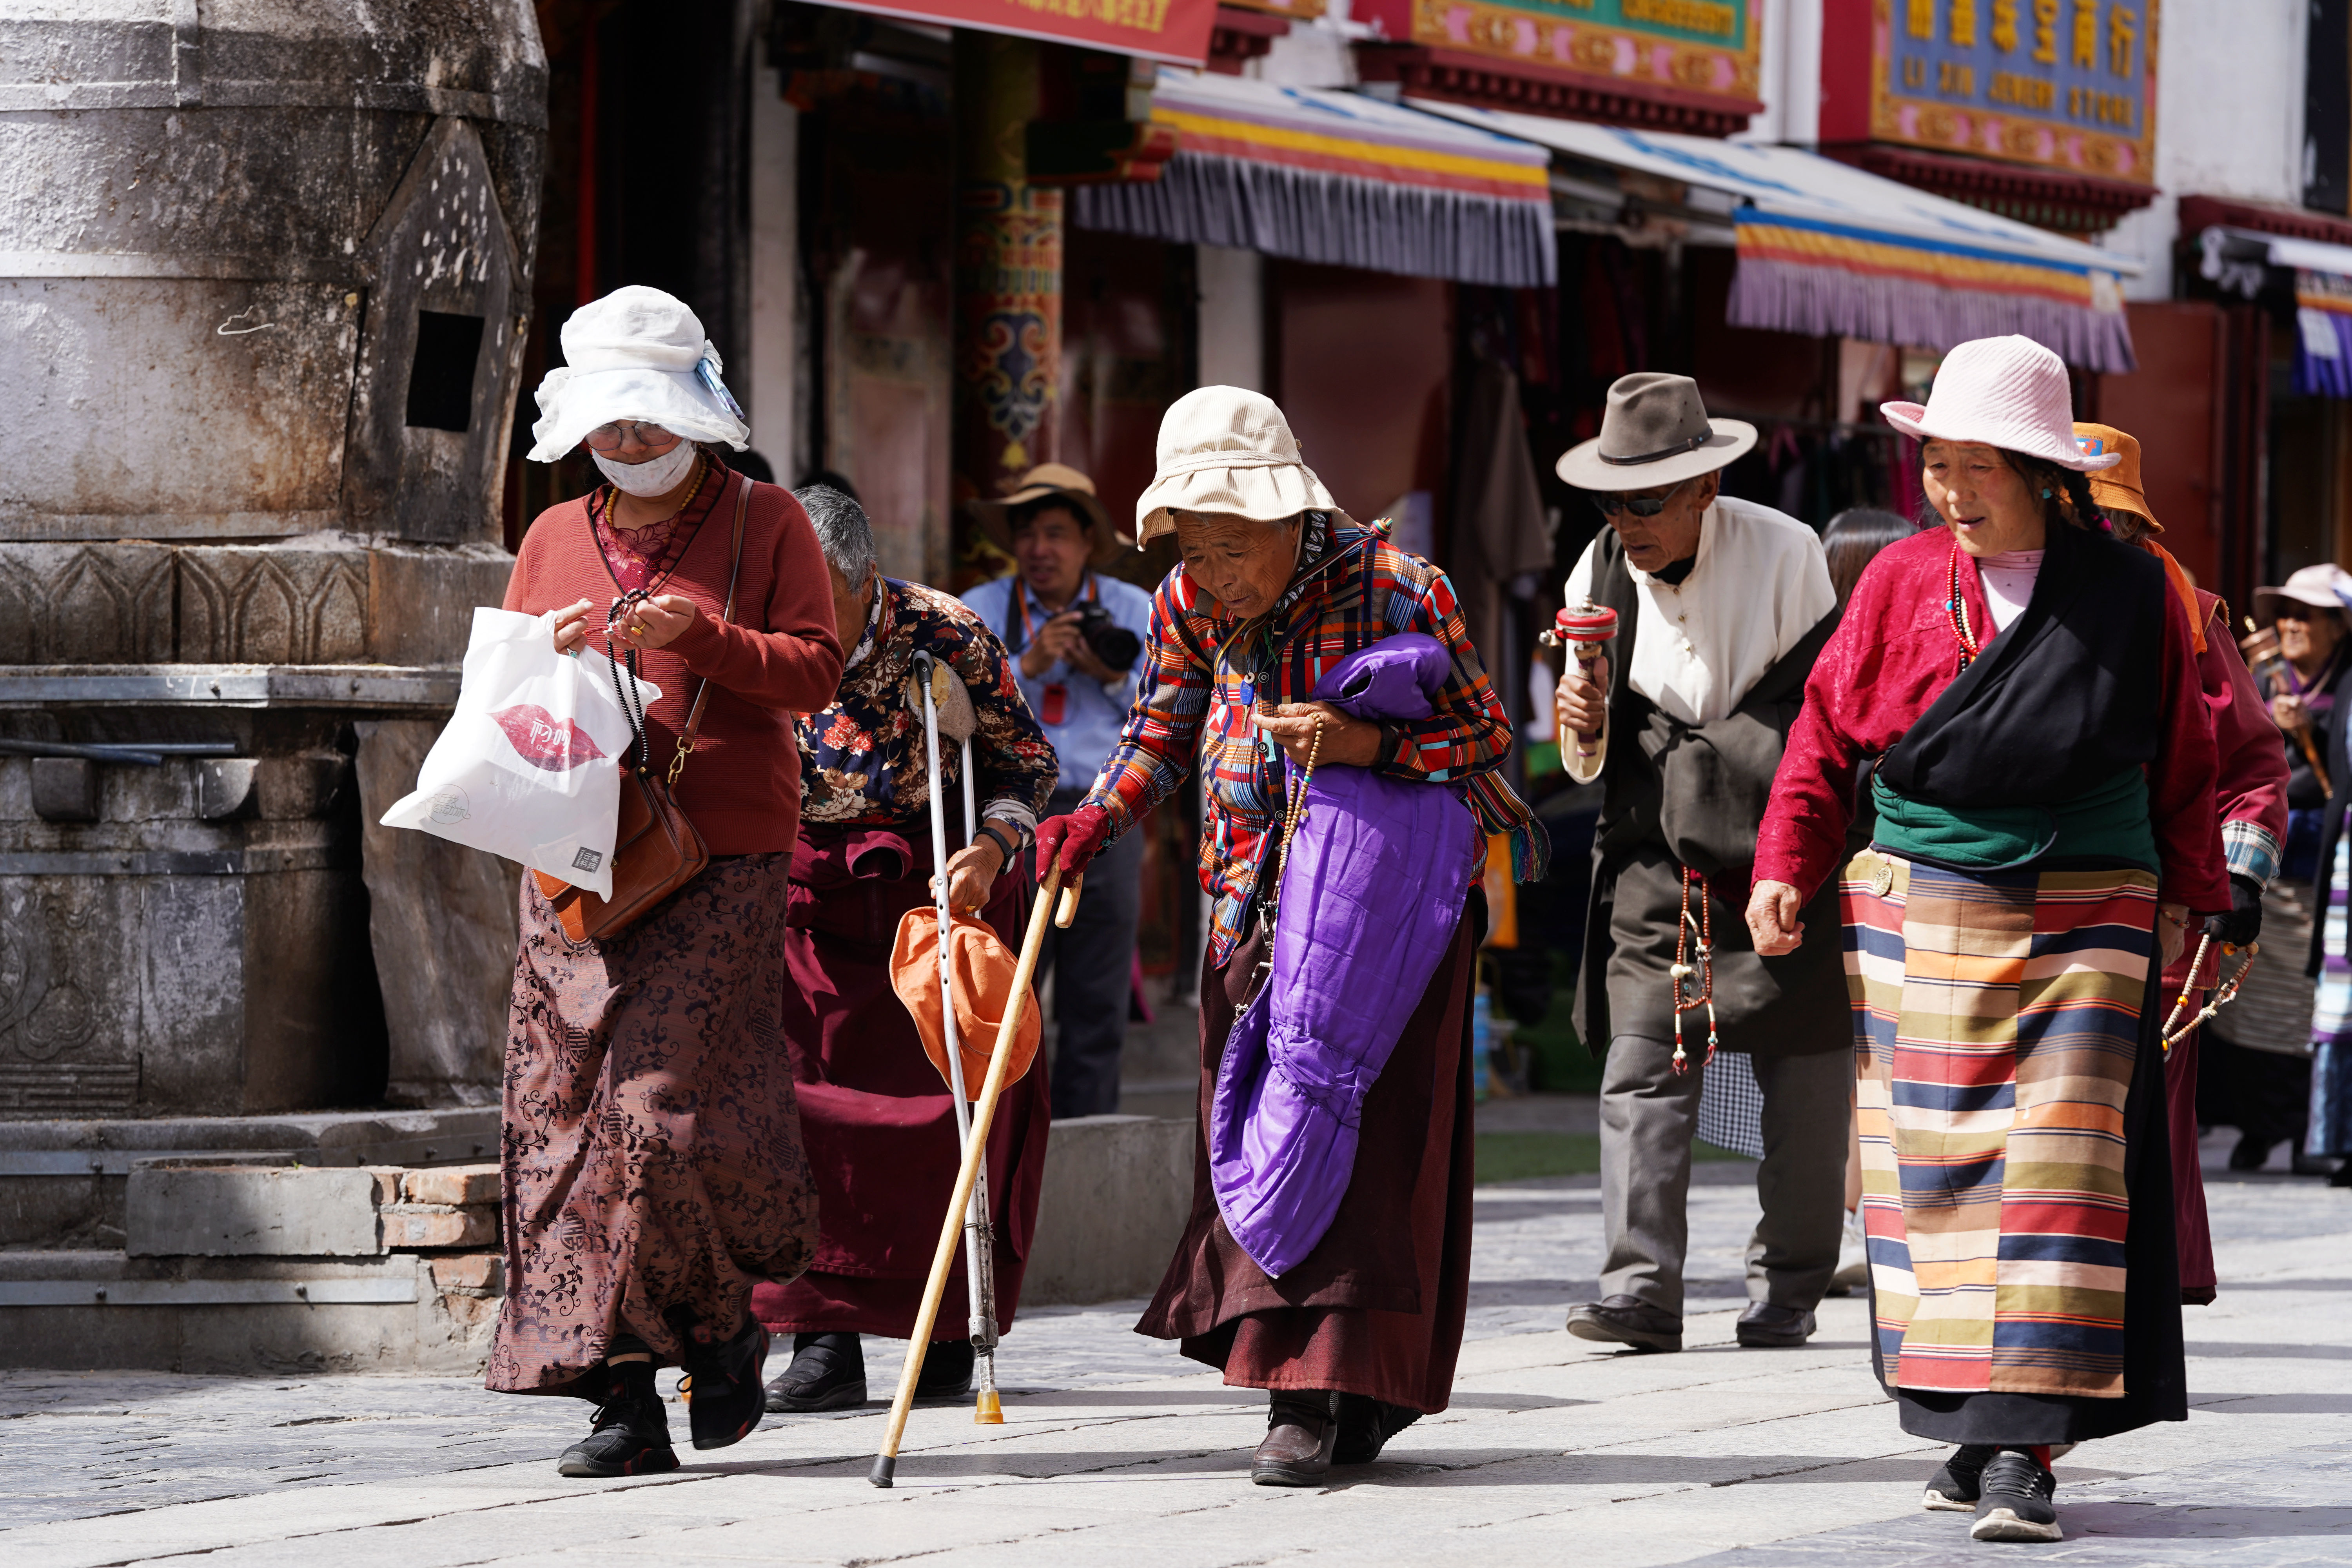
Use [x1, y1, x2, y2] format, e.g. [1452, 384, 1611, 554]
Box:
[557, 1361, 679, 1477]
[671, 1308, 769, 1450]
[1332, 1393, 1421, 1465]
[914, 1338, 976, 1399]
[1251, 1391, 1338, 1486]
[1735, 1301, 1817, 1347]
[2229, 1134, 2276, 1171]
[1565, 1295, 1682, 1352]
[764, 1331, 867, 1413]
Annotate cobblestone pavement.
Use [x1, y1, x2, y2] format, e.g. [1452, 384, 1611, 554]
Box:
[2, 1142, 2346, 1566]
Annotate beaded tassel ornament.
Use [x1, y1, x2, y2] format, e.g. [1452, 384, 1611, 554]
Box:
[1671, 867, 1718, 1074]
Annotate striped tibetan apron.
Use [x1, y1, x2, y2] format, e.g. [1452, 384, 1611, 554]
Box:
[1842, 848, 2155, 1400]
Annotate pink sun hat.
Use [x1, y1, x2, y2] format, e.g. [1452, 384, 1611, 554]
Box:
[1879, 335, 2121, 474]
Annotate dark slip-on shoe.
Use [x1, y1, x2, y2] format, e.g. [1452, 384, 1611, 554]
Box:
[1250, 1391, 1339, 1486]
[1566, 1295, 1683, 1353]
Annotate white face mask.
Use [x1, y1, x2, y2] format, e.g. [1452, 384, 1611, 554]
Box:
[593, 437, 699, 497]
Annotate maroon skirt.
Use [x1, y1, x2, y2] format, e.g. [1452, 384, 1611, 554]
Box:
[1134, 897, 1479, 1414]
[488, 855, 820, 1397]
[751, 825, 1050, 1341]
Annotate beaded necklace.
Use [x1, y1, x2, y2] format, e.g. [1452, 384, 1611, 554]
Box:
[1945, 538, 1982, 671]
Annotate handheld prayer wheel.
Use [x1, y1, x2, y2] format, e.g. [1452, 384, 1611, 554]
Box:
[1540, 602, 1619, 784]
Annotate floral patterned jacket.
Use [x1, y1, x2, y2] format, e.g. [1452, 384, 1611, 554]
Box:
[795, 577, 1057, 834]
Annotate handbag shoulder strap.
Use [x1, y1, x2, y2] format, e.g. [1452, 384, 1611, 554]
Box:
[671, 474, 751, 770]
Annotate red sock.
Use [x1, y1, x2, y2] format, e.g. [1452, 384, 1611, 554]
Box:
[2030, 1445, 2052, 1469]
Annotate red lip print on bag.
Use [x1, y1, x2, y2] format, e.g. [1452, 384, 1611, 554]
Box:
[490, 704, 607, 772]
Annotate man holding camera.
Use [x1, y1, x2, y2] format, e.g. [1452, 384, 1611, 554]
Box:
[964, 464, 1156, 1118]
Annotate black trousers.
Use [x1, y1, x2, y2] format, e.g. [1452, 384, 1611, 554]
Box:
[1036, 787, 1145, 1118]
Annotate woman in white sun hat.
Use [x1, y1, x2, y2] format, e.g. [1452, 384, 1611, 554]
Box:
[488, 286, 844, 1478]
[1747, 336, 2230, 1544]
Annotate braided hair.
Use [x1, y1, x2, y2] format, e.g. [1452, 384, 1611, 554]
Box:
[2004, 453, 2107, 535]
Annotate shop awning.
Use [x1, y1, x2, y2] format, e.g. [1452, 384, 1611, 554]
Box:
[2194, 221, 2352, 398]
[1073, 69, 1556, 288]
[1413, 102, 2143, 374]
[811, 0, 1218, 67]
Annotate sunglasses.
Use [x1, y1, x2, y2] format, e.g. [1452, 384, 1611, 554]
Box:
[583, 420, 677, 452]
[1591, 480, 1688, 519]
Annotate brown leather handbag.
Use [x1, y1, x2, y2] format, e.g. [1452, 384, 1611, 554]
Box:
[532, 477, 750, 943]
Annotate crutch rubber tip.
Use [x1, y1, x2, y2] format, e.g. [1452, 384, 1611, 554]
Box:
[869, 1454, 897, 1488]
[974, 1390, 1003, 1425]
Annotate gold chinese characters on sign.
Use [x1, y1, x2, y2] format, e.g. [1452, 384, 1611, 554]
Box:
[1872, 0, 2157, 184]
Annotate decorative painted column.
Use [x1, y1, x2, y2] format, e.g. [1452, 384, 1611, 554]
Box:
[954, 32, 1062, 495]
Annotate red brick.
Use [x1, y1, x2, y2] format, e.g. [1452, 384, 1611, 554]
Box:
[381, 1205, 497, 1250]
[430, 1253, 503, 1293]
[401, 1164, 500, 1207]
[364, 1167, 402, 1205]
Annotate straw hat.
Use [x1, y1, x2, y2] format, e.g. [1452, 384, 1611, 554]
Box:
[1555, 373, 1755, 492]
[1135, 387, 1339, 546]
[527, 286, 749, 462]
[889, 910, 1040, 1098]
[2073, 423, 2157, 530]
[2252, 563, 2352, 626]
[969, 463, 1132, 566]
[1880, 336, 2119, 472]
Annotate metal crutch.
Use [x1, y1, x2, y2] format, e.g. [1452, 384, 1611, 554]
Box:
[911, 652, 1003, 1425]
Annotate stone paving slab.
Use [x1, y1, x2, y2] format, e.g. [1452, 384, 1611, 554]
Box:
[0, 1167, 2345, 1566]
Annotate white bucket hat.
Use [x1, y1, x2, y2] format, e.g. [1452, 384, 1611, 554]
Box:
[526, 286, 750, 462]
[2252, 563, 2352, 625]
[1134, 387, 1338, 546]
[1879, 335, 2120, 473]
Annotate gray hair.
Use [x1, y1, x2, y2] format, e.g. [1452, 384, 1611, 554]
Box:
[795, 484, 876, 585]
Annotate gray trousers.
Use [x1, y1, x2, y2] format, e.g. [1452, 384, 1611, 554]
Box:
[1598, 1035, 1851, 1317]
[1035, 789, 1145, 1119]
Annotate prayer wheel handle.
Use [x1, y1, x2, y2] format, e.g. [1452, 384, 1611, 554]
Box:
[1540, 602, 1618, 786]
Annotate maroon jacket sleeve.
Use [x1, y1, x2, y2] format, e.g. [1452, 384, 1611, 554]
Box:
[666, 485, 843, 711]
[2149, 578, 2231, 913]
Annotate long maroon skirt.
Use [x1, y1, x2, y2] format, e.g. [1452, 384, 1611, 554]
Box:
[488, 855, 820, 1398]
[1134, 896, 1479, 1413]
[751, 825, 1050, 1341]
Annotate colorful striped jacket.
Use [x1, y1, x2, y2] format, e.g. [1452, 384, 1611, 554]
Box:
[1082, 518, 1546, 966]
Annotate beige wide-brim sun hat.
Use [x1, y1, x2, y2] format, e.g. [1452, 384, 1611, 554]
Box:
[1135, 386, 1339, 545]
[969, 463, 1133, 566]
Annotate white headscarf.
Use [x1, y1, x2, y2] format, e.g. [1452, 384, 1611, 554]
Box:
[526, 286, 750, 462]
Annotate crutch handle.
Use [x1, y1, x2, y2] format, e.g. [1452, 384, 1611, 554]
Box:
[1055, 877, 1082, 928]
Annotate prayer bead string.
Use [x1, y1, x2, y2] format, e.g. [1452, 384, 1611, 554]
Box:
[1671, 866, 1717, 1074]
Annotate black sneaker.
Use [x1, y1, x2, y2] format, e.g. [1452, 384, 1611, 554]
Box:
[1332, 1393, 1421, 1464]
[1922, 1444, 1996, 1511]
[765, 1331, 867, 1413]
[557, 1361, 679, 1478]
[671, 1308, 769, 1451]
[1970, 1449, 2061, 1542]
[914, 1338, 976, 1399]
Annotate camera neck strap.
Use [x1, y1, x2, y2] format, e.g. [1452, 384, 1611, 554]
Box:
[1002, 570, 1098, 655]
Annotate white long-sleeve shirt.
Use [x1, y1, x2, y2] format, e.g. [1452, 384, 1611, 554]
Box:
[1563, 495, 1836, 728]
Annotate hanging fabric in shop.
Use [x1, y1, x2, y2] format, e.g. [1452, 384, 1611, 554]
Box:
[2297, 269, 2352, 398]
[1073, 68, 1555, 289]
[1450, 358, 1553, 667]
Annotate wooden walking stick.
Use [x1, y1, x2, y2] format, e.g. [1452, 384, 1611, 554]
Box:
[871, 862, 1072, 1488]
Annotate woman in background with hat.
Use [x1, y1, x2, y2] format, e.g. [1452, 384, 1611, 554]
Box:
[490, 286, 845, 1475]
[962, 465, 1157, 1119]
[2074, 422, 2288, 1284]
[1031, 385, 1544, 1486]
[752, 485, 1061, 1413]
[1752, 336, 2229, 1543]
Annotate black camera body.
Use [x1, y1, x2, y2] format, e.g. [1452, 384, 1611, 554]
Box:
[1070, 601, 1142, 672]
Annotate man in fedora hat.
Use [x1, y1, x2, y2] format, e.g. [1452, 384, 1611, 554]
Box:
[1552, 372, 1848, 1354]
[964, 464, 1157, 1118]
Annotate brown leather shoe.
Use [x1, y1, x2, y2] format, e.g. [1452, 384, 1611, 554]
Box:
[1565, 1294, 1683, 1352]
[1250, 1391, 1338, 1486]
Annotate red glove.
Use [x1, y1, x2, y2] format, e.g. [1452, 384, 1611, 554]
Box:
[1034, 804, 1114, 877]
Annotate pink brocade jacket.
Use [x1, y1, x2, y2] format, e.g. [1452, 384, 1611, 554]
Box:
[1754, 526, 2231, 914]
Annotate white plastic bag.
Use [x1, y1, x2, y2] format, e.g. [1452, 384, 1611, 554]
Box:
[380, 607, 661, 899]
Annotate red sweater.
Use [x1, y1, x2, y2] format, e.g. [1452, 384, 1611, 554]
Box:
[503, 470, 843, 855]
[1756, 526, 2229, 913]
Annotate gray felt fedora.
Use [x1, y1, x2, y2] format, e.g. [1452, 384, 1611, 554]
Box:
[1556, 372, 1756, 492]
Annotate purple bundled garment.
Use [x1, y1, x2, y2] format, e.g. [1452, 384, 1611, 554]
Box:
[1208, 633, 1479, 1278]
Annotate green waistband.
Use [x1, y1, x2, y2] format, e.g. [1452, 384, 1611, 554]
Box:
[1870, 768, 2157, 873]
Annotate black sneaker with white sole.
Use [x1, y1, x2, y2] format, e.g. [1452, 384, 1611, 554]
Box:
[1922, 1443, 1996, 1510]
[1970, 1449, 2061, 1542]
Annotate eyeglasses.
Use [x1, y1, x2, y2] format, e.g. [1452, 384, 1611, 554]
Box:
[583, 421, 677, 452]
[1592, 481, 1687, 519]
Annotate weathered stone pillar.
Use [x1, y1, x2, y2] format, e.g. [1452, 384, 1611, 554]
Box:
[954, 33, 1063, 491]
[0, 2, 546, 1122]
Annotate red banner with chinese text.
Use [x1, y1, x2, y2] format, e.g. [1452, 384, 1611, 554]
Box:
[814, 0, 1218, 65]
